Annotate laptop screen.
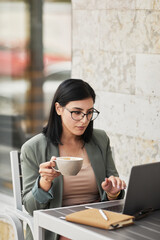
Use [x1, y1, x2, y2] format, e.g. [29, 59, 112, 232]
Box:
[123, 161, 160, 216]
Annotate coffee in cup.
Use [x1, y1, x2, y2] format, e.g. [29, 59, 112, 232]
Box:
[52, 157, 83, 176]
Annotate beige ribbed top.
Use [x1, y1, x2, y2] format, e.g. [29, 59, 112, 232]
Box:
[62, 164, 100, 207]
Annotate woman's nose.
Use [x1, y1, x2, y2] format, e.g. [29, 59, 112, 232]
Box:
[80, 115, 88, 123]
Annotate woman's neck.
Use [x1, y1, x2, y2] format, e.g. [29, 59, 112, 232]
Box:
[61, 133, 82, 145]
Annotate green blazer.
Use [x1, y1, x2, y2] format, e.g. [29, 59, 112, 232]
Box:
[21, 129, 124, 240]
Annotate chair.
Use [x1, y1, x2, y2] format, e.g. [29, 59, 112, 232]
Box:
[0, 211, 25, 240]
[4, 150, 34, 240]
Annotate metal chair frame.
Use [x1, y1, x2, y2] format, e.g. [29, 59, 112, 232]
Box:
[4, 151, 34, 240]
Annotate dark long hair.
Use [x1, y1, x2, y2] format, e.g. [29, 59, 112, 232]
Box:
[42, 79, 96, 145]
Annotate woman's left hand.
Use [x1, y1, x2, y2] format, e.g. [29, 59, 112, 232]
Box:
[101, 176, 126, 199]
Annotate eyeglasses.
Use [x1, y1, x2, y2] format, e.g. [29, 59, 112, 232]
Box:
[64, 107, 100, 121]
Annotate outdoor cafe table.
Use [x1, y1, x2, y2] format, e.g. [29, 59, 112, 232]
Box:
[34, 199, 160, 240]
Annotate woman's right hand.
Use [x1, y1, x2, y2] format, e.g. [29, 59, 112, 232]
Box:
[39, 156, 61, 191]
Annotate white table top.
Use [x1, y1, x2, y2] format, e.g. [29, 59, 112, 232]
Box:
[34, 200, 160, 240]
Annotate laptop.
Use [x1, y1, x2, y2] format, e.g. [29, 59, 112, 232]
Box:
[103, 161, 160, 218]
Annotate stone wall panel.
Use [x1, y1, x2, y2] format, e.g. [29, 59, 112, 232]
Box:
[72, 0, 160, 179]
[72, 50, 136, 94]
[136, 0, 160, 10]
[99, 10, 160, 53]
[97, 91, 160, 140]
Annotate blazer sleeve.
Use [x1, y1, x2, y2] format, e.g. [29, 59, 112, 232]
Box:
[92, 129, 125, 201]
[21, 137, 55, 216]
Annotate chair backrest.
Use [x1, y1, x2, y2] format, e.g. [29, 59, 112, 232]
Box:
[9, 150, 34, 239]
[10, 150, 23, 211]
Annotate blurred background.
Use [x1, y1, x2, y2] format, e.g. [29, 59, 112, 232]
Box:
[0, 0, 71, 197]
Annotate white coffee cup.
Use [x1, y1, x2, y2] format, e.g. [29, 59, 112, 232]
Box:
[52, 157, 83, 176]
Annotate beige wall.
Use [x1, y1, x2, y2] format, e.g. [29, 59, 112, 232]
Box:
[71, 0, 160, 180]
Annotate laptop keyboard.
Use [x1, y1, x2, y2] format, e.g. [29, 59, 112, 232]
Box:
[102, 204, 124, 213]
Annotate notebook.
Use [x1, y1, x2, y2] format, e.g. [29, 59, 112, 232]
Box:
[66, 208, 134, 230]
[103, 161, 160, 218]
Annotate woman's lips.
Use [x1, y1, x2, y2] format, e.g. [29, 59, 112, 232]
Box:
[77, 126, 86, 130]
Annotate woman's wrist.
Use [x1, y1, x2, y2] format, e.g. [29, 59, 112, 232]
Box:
[106, 191, 121, 200]
[39, 176, 52, 192]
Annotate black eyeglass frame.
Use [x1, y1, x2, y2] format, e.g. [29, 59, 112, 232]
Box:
[64, 107, 100, 121]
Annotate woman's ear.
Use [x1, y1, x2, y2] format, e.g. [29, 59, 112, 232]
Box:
[55, 102, 62, 115]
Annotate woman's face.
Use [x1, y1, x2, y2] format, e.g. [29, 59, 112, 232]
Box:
[55, 98, 94, 137]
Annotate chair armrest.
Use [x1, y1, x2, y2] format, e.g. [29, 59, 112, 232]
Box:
[5, 207, 34, 237]
[0, 212, 25, 240]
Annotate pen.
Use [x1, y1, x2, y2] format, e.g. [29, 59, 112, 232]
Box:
[99, 209, 108, 221]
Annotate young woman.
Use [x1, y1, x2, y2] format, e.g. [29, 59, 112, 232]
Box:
[21, 79, 126, 240]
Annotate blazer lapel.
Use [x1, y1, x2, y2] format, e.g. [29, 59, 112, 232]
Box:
[85, 140, 106, 199]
